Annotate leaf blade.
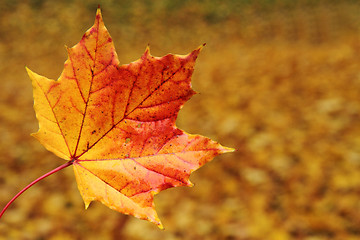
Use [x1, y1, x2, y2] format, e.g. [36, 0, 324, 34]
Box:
[29, 8, 234, 227]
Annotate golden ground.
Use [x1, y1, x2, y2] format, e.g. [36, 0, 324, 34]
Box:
[0, 0, 360, 239]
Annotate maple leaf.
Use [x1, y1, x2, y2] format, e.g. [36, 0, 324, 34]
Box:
[2, 8, 233, 228]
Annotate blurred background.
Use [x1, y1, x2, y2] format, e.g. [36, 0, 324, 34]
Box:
[0, 0, 360, 239]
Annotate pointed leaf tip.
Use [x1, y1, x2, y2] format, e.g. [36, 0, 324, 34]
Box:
[84, 201, 91, 210]
[158, 222, 164, 230]
[145, 45, 151, 55]
[25, 66, 33, 76]
[223, 146, 236, 153]
[96, 6, 102, 22]
[199, 43, 206, 50]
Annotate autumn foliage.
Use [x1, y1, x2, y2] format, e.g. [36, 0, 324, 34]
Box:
[1, 1, 360, 239]
[0, 8, 233, 228]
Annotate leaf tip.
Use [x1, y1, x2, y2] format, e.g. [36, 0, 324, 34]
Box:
[144, 45, 151, 56]
[25, 66, 33, 75]
[157, 222, 164, 230]
[95, 5, 103, 23]
[195, 43, 206, 53]
[152, 215, 164, 229]
[187, 44, 205, 62]
[96, 5, 101, 15]
[190, 89, 199, 96]
[25, 67, 38, 83]
[84, 200, 91, 210]
[223, 146, 236, 153]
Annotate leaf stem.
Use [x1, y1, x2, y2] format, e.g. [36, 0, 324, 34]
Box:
[0, 160, 73, 219]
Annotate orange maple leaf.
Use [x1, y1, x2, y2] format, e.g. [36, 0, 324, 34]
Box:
[2, 8, 233, 228]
